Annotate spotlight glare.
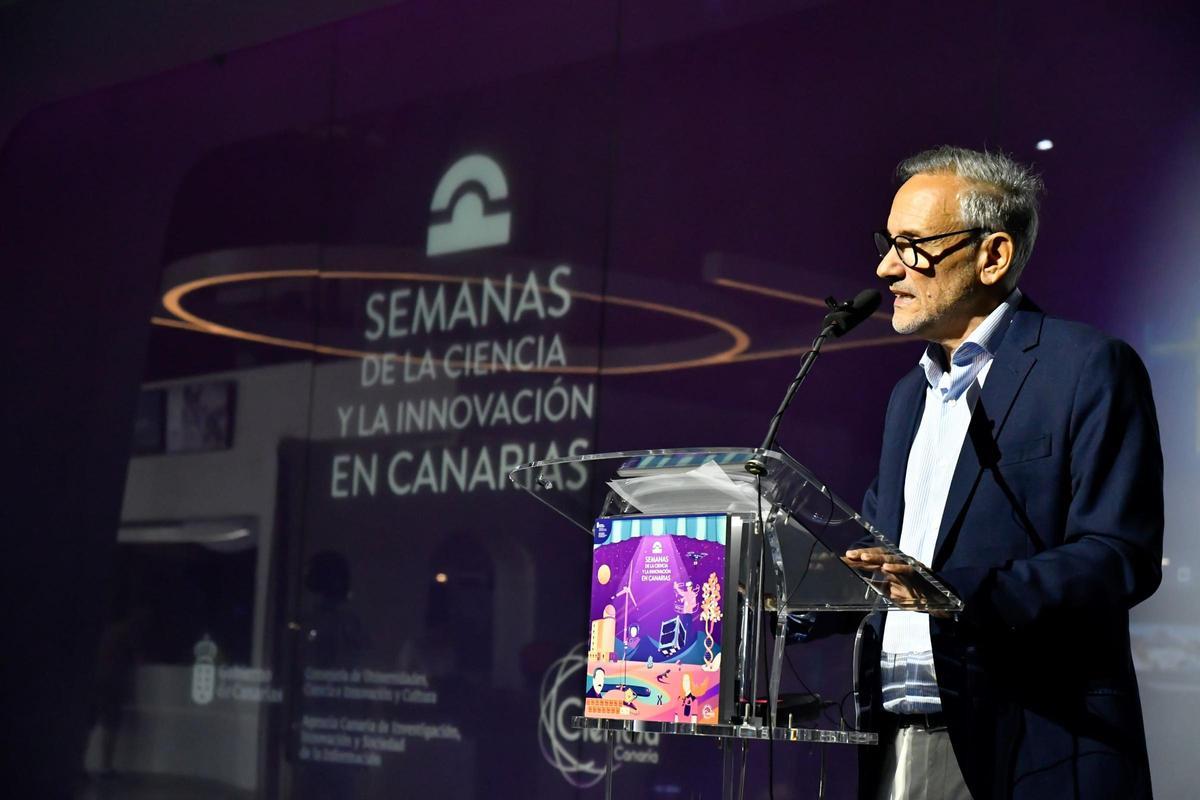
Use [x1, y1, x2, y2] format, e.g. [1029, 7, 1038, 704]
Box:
[435, 572, 448, 583]
[1036, 139, 1054, 151]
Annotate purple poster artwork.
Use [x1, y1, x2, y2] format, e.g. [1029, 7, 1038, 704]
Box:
[585, 514, 727, 725]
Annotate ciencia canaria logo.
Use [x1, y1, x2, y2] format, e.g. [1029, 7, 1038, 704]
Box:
[537, 642, 660, 788]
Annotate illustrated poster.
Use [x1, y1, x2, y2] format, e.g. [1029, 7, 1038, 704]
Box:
[585, 514, 727, 724]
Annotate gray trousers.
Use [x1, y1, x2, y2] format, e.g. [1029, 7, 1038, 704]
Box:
[874, 725, 973, 800]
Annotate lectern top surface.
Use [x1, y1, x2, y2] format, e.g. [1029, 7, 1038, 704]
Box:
[509, 448, 963, 613]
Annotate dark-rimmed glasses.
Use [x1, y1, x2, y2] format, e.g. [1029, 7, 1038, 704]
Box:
[873, 227, 987, 267]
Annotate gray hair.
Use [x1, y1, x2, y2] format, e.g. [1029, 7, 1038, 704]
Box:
[897, 146, 1045, 283]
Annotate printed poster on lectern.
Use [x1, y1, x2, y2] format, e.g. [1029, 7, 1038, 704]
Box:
[585, 514, 729, 724]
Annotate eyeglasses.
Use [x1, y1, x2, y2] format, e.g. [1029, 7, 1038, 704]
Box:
[873, 227, 988, 267]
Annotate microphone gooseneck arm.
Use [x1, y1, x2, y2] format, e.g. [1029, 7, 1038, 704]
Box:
[745, 289, 881, 477]
[744, 323, 836, 476]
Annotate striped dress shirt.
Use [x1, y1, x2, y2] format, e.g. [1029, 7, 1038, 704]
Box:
[880, 288, 1022, 714]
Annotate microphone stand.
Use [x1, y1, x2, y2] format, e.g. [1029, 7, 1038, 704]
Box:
[744, 296, 851, 477]
[739, 292, 875, 760]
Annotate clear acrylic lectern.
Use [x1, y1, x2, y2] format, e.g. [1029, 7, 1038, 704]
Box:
[510, 448, 962, 800]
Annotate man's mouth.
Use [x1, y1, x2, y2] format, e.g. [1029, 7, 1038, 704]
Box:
[891, 288, 915, 307]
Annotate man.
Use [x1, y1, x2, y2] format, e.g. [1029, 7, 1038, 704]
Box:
[844, 146, 1162, 799]
[587, 667, 607, 698]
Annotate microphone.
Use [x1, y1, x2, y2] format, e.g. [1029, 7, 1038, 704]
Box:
[821, 288, 881, 337]
[745, 288, 882, 476]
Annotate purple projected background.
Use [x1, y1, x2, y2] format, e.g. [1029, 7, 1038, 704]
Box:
[2, 1, 1198, 799]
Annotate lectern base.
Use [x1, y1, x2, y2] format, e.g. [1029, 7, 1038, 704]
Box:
[574, 717, 871, 800]
[571, 715, 877, 745]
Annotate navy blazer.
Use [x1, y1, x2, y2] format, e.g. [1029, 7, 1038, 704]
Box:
[860, 296, 1163, 799]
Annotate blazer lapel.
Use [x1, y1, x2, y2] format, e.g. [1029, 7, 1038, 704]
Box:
[931, 301, 1044, 567]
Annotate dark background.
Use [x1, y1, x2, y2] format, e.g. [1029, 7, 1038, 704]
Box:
[3, 1, 1199, 798]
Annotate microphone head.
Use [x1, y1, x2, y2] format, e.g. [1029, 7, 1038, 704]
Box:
[851, 288, 882, 316]
[823, 289, 881, 337]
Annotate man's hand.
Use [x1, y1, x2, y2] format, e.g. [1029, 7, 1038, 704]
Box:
[842, 546, 930, 607]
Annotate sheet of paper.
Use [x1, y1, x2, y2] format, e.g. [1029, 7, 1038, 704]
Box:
[606, 459, 764, 515]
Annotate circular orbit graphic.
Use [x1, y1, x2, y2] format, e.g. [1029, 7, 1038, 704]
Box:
[538, 642, 610, 789]
[158, 269, 751, 376]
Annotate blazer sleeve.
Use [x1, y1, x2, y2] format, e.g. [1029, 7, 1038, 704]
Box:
[937, 338, 1164, 631]
[862, 474, 880, 525]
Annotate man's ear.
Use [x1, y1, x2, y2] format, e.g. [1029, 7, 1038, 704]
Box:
[977, 231, 1014, 287]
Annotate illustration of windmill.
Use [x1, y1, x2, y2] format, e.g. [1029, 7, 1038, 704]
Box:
[612, 583, 639, 659]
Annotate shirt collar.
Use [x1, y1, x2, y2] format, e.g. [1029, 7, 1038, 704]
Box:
[919, 287, 1022, 390]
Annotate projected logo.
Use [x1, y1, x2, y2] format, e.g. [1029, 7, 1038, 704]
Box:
[538, 643, 659, 788]
[426, 154, 512, 256]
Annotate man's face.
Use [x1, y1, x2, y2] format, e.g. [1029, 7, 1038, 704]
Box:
[877, 173, 984, 341]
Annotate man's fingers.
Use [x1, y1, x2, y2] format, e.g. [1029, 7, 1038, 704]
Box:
[845, 546, 887, 559]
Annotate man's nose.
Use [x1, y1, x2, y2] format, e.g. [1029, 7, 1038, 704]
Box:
[876, 248, 905, 281]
